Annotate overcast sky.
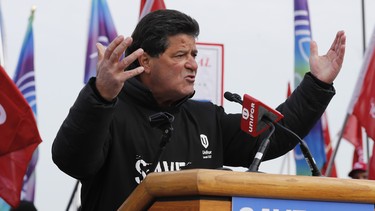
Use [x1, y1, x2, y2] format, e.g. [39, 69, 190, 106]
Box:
[2, 0, 375, 210]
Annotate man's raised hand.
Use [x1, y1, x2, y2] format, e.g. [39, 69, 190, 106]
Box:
[95, 35, 144, 101]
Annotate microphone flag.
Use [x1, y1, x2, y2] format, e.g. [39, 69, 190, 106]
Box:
[241, 94, 283, 137]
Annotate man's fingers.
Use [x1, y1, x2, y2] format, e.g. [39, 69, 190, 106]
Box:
[96, 43, 106, 61]
[104, 35, 125, 60]
[121, 66, 145, 81]
[109, 37, 133, 63]
[327, 31, 346, 62]
[329, 31, 340, 53]
[335, 35, 346, 67]
[330, 31, 345, 54]
[337, 32, 346, 58]
[310, 40, 318, 58]
[119, 48, 144, 70]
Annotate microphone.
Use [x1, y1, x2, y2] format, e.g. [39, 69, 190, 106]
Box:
[224, 91, 243, 104]
[224, 91, 322, 176]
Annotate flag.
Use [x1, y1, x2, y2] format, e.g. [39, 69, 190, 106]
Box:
[139, 0, 166, 19]
[14, 7, 36, 115]
[12, 7, 40, 203]
[0, 64, 42, 207]
[293, 0, 326, 175]
[84, 0, 118, 84]
[345, 27, 375, 179]
[343, 114, 363, 147]
[347, 27, 375, 141]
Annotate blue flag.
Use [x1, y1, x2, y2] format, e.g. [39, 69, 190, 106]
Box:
[293, 0, 326, 175]
[84, 0, 118, 83]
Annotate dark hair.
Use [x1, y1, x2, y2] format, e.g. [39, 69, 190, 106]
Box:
[126, 9, 200, 70]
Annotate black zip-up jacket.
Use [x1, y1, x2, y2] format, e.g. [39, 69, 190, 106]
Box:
[52, 73, 335, 210]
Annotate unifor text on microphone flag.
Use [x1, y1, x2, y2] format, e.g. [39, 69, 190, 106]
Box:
[84, 0, 118, 84]
[139, 0, 166, 19]
[0, 65, 42, 208]
[293, 0, 326, 175]
[13, 8, 40, 203]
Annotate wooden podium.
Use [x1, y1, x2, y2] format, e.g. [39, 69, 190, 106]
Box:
[118, 169, 375, 211]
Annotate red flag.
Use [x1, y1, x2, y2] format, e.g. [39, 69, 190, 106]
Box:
[348, 28, 375, 141]
[0, 65, 42, 207]
[342, 114, 363, 147]
[139, 0, 166, 19]
[320, 113, 337, 177]
[344, 28, 375, 179]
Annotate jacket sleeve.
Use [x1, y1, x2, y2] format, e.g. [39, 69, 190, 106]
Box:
[52, 78, 116, 179]
[261, 72, 335, 159]
[222, 73, 335, 167]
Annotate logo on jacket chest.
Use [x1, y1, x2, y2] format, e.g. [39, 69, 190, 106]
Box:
[200, 134, 212, 159]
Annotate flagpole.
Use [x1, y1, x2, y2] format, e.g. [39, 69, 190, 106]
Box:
[361, 0, 366, 54]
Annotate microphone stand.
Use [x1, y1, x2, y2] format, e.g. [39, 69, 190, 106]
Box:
[274, 122, 322, 176]
[298, 137, 322, 176]
[147, 112, 174, 175]
[247, 120, 275, 172]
